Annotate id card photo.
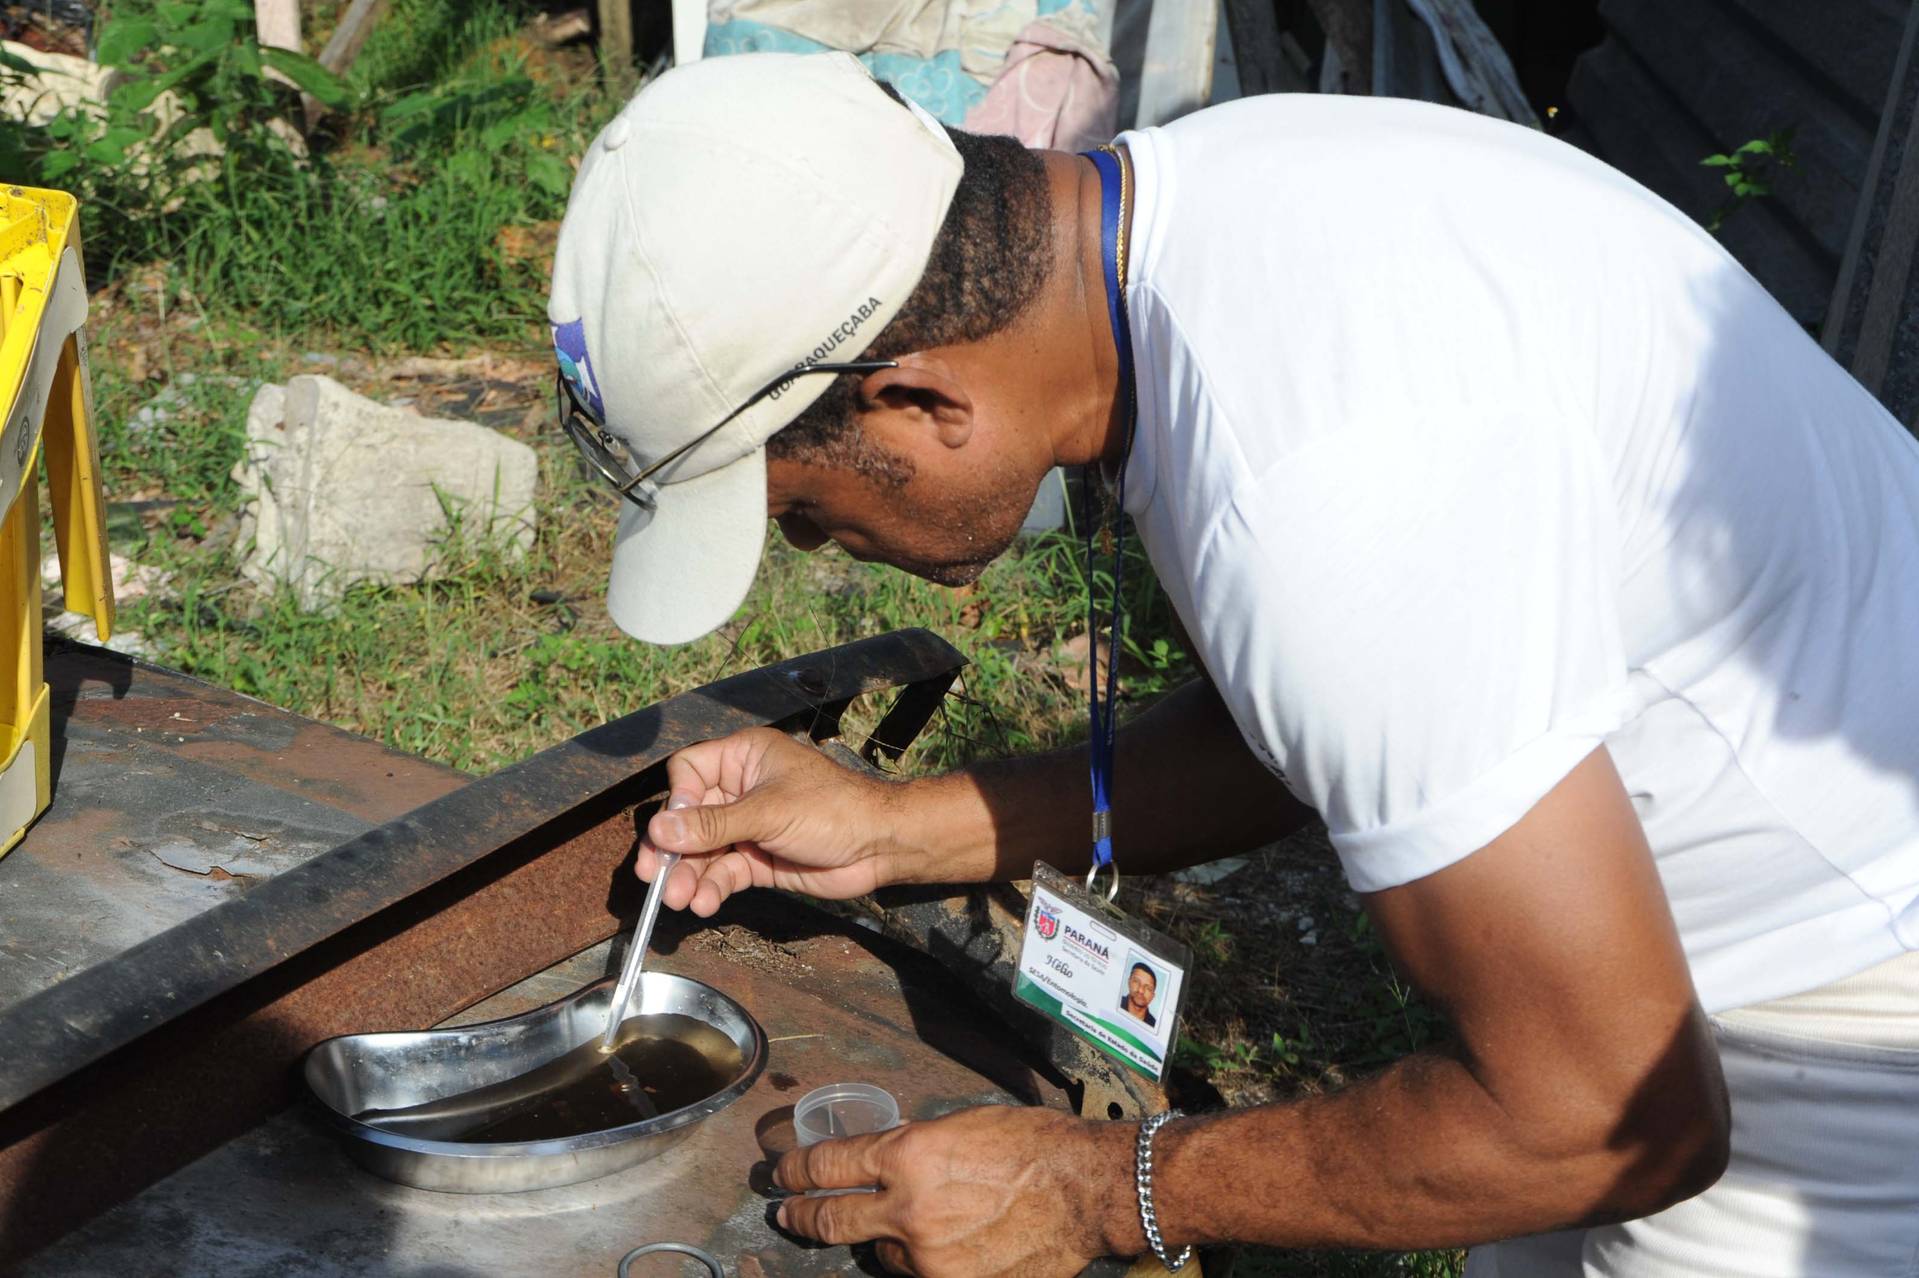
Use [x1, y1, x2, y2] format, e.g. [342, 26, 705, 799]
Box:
[1118, 951, 1176, 1036]
[1013, 864, 1190, 1081]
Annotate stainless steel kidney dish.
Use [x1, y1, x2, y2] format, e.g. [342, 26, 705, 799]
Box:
[304, 971, 766, 1193]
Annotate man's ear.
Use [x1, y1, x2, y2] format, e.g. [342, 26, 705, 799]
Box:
[857, 355, 974, 449]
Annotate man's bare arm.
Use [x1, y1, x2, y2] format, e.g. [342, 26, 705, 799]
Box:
[1102, 746, 1730, 1251]
[640, 677, 1313, 913]
[907, 675, 1314, 882]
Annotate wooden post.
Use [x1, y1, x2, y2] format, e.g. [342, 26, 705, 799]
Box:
[598, 0, 637, 88]
[1224, 0, 1311, 96]
[1306, 0, 1371, 94]
[1825, 0, 1919, 431]
[1134, 0, 1219, 126]
[1385, 0, 1537, 125]
[318, 0, 392, 73]
[303, 0, 391, 130]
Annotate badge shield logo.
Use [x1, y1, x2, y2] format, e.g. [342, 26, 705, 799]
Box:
[551, 317, 606, 421]
[1035, 903, 1060, 941]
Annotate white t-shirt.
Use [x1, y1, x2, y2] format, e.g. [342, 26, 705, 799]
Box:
[1118, 97, 1919, 1013]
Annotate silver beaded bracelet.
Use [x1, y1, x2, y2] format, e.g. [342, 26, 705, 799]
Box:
[1134, 1109, 1192, 1272]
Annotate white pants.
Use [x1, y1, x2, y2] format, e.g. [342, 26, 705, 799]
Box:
[1466, 952, 1919, 1277]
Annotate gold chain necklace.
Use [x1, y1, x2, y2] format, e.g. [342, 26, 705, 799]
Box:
[1096, 142, 1132, 299]
[1094, 142, 1137, 500]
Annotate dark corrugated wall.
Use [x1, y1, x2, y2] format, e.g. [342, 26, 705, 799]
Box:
[1568, 0, 1907, 329]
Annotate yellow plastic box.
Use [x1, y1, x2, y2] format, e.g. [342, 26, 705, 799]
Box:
[0, 185, 113, 859]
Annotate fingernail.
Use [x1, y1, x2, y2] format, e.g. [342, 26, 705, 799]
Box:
[667, 793, 696, 811]
[657, 812, 685, 844]
[776, 1203, 789, 1228]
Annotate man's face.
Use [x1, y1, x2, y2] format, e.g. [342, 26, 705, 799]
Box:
[1127, 967, 1156, 1013]
[765, 356, 1050, 584]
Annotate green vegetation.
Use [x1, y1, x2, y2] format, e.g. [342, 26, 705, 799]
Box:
[4, 0, 598, 350]
[29, 4, 1456, 1271]
[1240, 1250, 1465, 1278]
[85, 316, 1184, 773]
[1701, 128, 1797, 234]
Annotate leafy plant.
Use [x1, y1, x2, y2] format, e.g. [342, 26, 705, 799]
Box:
[346, 0, 526, 98]
[2, 0, 600, 349]
[1192, 920, 1235, 966]
[1175, 1033, 1261, 1075]
[1268, 1030, 1305, 1068]
[40, 0, 348, 186]
[1, 0, 353, 314]
[1701, 129, 1797, 233]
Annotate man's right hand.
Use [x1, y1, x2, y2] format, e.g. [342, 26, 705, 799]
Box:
[638, 728, 910, 915]
[636, 678, 1311, 918]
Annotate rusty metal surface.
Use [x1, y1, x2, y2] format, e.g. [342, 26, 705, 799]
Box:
[0, 628, 965, 1111]
[0, 639, 467, 1015]
[0, 788, 644, 1262]
[22, 898, 1093, 1277]
[0, 630, 968, 1264]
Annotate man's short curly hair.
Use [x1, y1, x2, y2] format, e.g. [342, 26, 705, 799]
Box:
[765, 112, 1054, 475]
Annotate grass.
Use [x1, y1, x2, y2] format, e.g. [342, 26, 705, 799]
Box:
[19, 0, 601, 353]
[1239, 1251, 1464, 1278]
[81, 268, 1187, 774]
[42, 3, 1460, 1272]
[345, 0, 530, 95]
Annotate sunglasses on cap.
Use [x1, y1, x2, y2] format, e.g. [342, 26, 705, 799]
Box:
[556, 359, 900, 512]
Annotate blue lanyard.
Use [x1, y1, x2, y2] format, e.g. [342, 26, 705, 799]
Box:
[1082, 146, 1135, 885]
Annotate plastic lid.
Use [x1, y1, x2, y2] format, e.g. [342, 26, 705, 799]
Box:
[793, 1083, 901, 1146]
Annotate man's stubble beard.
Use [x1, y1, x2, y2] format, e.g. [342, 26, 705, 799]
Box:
[886, 463, 1035, 586]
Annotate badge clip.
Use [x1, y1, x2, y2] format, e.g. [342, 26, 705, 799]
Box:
[1086, 812, 1120, 902]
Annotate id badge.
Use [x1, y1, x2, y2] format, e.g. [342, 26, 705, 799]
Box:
[1012, 862, 1192, 1083]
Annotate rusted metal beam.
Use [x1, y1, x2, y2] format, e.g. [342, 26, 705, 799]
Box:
[0, 628, 964, 1111]
[0, 629, 965, 1263]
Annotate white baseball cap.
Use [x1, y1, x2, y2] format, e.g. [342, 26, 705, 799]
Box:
[548, 52, 963, 645]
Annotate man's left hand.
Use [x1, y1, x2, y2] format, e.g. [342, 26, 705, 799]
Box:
[773, 1105, 1142, 1277]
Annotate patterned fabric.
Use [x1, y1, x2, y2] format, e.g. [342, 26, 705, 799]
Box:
[965, 15, 1117, 151]
[703, 0, 1104, 128]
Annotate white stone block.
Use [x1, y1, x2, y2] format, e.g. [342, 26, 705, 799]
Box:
[233, 375, 537, 609]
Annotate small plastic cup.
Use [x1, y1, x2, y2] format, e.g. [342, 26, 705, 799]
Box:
[793, 1083, 900, 1146]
